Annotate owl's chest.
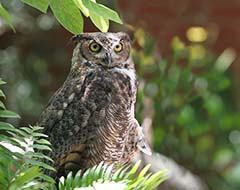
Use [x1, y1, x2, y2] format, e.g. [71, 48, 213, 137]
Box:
[109, 68, 136, 104]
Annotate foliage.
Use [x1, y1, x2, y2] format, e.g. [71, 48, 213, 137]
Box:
[0, 78, 55, 190]
[0, 0, 122, 34]
[0, 3, 15, 32]
[133, 28, 240, 189]
[58, 161, 167, 190]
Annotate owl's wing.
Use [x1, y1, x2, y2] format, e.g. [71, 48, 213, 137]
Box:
[38, 77, 81, 134]
[38, 71, 113, 178]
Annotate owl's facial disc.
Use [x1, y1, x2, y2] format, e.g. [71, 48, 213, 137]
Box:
[75, 32, 131, 68]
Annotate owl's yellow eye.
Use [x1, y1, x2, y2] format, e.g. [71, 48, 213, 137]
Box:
[114, 43, 123, 53]
[89, 42, 101, 52]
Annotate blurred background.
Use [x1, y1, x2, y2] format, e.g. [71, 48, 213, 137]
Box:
[0, 0, 240, 190]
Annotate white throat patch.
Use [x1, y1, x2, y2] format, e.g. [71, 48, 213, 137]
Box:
[113, 67, 136, 91]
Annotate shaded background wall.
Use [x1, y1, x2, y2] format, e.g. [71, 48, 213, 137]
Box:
[119, 0, 240, 52]
[1, 0, 240, 190]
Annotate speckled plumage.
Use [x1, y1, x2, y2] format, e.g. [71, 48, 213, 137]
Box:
[38, 32, 151, 178]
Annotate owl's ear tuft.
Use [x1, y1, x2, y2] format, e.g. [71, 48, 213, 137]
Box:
[119, 32, 132, 44]
[71, 34, 84, 43]
[72, 33, 89, 40]
[71, 34, 93, 45]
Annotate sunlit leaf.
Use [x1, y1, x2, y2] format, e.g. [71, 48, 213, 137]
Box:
[26, 151, 53, 162]
[124, 160, 141, 179]
[82, 0, 122, 24]
[73, 0, 89, 17]
[39, 174, 55, 184]
[21, 0, 50, 13]
[138, 164, 151, 178]
[215, 48, 236, 73]
[0, 110, 20, 118]
[0, 101, 5, 109]
[143, 170, 168, 189]
[0, 89, 5, 98]
[8, 166, 41, 190]
[32, 144, 52, 151]
[0, 79, 6, 85]
[35, 138, 51, 145]
[25, 159, 55, 171]
[50, 0, 83, 34]
[0, 3, 15, 32]
[0, 121, 20, 132]
[90, 12, 109, 32]
[58, 161, 167, 190]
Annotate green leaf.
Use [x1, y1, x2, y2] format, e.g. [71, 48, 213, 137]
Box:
[65, 172, 73, 189]
[0, 89, 6, 98]
[92, 161, 104, 180]
[82, 0, 122, 24]
[73, 0, 89, 17]
[29, 125, 43, 132]
[138, 164, 151, 178]
[126, 176, 145, 190]
[0, 121, 19, 132]
[39, 174, 55, 184]
[0, 168, 8, 189]
[0, 79, 6, 85]
[9, 166, 41, 190]
[57, 161, 167, 190]
[111, 166, 126, 180]
[90, 12, 109, 32]
[74, 170, 82, 187]
[124, 160, 141, 179]
[21, 0, 50, 13]
[0, 110, 20, 118]
[32, 144, 52, 151]
[103, 164, 114, 180]
[143, 169, 168, 189]
[20, 127, 32, 134]
[35, 138, 51, 145]
[50, 0, 83, 34]
[32, 132, 48, 138]
[118, 164, 131, 179]
[25, 159, 55, 171]
[0, 145, 23, 167]
[0, 101, 6, 109]
[26, 151, 53, 162]
[0, 3, 15, 32]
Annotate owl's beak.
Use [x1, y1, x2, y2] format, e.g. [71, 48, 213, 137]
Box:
[104, 52, 111, 65]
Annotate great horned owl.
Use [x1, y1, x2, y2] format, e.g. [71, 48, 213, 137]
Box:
[38, 32, 151, 178]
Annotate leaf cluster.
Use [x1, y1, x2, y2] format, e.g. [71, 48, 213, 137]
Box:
[0, 78, 55, 190]
[0, 0, 122, 34]
[58, 161, 167, 190]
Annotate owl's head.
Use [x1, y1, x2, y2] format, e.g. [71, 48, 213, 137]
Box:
[72, 32, 132, 69]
